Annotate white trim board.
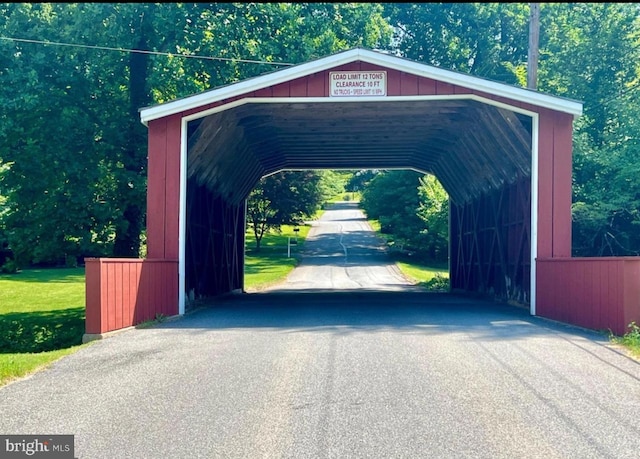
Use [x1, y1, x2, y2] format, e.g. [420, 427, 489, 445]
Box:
[530, 113, 539, 316]
[181, 94, 541, 124]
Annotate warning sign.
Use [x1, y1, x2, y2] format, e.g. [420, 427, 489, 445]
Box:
[329, 71, 387, 97]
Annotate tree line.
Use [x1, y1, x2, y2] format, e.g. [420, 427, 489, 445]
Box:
[1, 3, 640, 270]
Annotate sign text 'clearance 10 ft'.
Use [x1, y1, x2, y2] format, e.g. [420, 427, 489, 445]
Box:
[329, 71, 387, 97]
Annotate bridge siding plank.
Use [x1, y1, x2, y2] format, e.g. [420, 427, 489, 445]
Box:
[85, 259, 178, 335]
[164, 114, 182, 260]
[400, 72, 418, 95]
[418, 76, 437, 95]
[537, 108, 554, 258]
[146, 118, 167, 259]
[537, 258, 640, 336]
[552, 111, 573, 257]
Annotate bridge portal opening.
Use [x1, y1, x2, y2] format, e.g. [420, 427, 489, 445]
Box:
[183, 95, 534, 310]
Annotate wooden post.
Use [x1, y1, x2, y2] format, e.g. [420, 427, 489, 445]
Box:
[528, 3, 540, 90]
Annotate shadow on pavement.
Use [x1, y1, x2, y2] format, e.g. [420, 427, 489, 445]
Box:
[154, 290, 608, 343]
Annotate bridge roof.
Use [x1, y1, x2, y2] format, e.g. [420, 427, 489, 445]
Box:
[140, 48, 582, 124]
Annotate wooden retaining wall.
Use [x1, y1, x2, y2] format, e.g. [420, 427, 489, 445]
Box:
[537, 257, 640, 336]
[85, 258, 178, 336]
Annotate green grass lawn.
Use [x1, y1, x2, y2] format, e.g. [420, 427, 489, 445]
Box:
[0, 225, 314, 386]
[0, 267, 89, 386]
[611, 322, 640, 358]
[244, 224, 312, 290]
[396, 260, 449, 291]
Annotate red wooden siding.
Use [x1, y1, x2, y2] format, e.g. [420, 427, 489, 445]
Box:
[418, 76, 437, 95]
[386, 68, 402, 95]
[289, 76, 308, 97]
[536, 109, 554, 258]
[453, 85, 473, 95]
[537, 258, 640, 335]
[187, 64, 451, 117]
[85, 258, 178, 335]
[436, 80, 455, 95]
[146, 115, 182, 259]
[164, 115, 182, 260]
[551, 112, 573, 257]
[146, 118, 167, 259]
[400, 71, 418, 95]
[536, 109, 573, 259]
[271, 81, 290, 97]
[305, 71, 326, 97]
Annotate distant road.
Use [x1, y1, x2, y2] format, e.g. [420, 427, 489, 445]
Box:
[268, 201, 419, 291]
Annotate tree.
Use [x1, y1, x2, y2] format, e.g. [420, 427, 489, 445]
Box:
[360, 170, 449, 261]
[346, 169, 378, 192]
[147, 3, 394, 101]
[246, 170, 327, 250]
[417, 174, 449, 261]
[0, 2, 394, 265]
[246, 186, 278, 253]
[360, 170, 425, 252]
[0, 3, 159, 263]
[317, 170, 350, 202]
[384, 3, 530, 84]
[0, 3, 121, 265]
[384, 2, 640, 257]
[5, 2, 640, 262]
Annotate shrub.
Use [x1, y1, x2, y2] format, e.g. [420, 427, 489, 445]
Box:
[424, 273, 450, 292]
[0, 259, 19, 274]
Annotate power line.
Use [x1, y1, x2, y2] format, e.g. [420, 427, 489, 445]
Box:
[590, 79, 640, 111]
[0, 36, 295, 67]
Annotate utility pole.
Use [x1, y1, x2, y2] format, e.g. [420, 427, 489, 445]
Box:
[527, 3, 540, 90]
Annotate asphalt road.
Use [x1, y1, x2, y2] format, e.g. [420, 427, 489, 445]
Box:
[273, 202, 416, 291]
[1, 202, 640, 459]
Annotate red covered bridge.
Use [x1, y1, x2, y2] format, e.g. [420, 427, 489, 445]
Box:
[84, 48, 640, 340]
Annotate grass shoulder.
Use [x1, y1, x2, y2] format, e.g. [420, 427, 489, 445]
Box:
[0, 345, 88, 386]
[610, 322, 640, 360]
[395, 260, 449, 291]
[0, 267, 90, 387]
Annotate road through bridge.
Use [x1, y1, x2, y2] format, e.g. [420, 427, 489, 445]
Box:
[264, 201, 416, 292]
